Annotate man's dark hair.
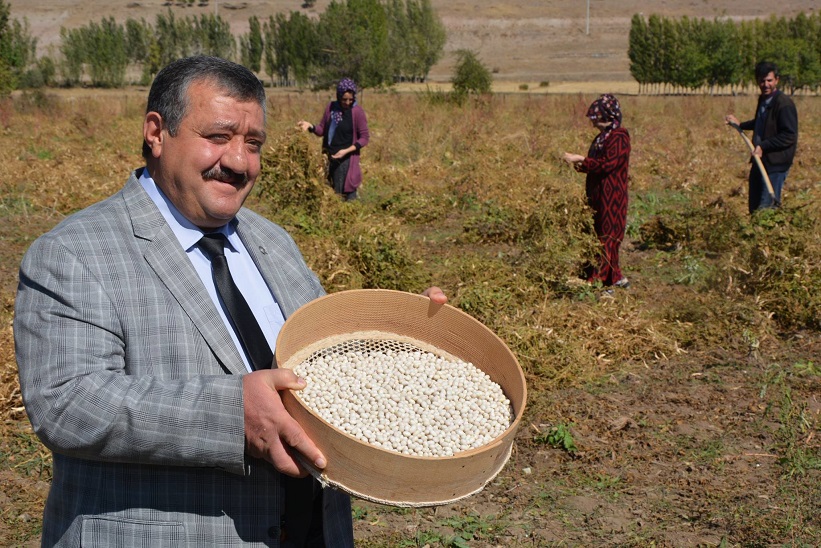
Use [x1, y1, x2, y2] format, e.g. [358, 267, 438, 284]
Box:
[754, 61, 779, 82]
[142, 55, 266, 159]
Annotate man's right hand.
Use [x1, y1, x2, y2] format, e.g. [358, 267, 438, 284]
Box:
[724, 114, 739, 126]
[242, 369, 326, 477]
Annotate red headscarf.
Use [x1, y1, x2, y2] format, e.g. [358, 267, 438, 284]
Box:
[587, 93, 622, 154]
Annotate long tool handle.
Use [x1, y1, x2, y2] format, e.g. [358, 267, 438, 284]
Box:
[727, 121, 777, 201]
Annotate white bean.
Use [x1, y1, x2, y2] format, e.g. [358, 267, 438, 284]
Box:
[294, 339, 512, 457]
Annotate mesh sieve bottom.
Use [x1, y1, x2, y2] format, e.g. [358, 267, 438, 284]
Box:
[299, 337, 456, 365]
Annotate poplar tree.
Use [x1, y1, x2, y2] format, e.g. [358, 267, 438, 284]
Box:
[154, 10, 195, 67]
[125, 18, 153, 66]
[646, 14, 665, 94]
[385, 0, 410, 80]
[405, 0, 446, 82]
[737, 20, 759, 92]
[193, 13, 235, 59]
[85, 17, 128, 87]
[351, 0, 391, 87]
[264, 11, 316, 86]
[314, 0, 390, 89]
[0, 0, 36, 92]
[285, 12, 318, 86]
[0, 0, 15, 94]
[59, 27, 85, 86]
[703, 19, 743, 93]
[262, 14, 282, 85]
[240, 15, 263, 73]
[628, 14, 651, 93]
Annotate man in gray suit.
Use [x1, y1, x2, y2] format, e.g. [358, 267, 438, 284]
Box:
[14, 55, 446, 547]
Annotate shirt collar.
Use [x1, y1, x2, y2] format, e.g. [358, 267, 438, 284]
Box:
[760, 89, 778, 107]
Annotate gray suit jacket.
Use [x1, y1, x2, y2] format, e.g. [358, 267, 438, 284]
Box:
[14, 171, 354, 547]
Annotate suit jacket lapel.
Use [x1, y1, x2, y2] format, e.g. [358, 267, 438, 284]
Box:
[122, 172, 248, 375]
[235, 213, 304, 320]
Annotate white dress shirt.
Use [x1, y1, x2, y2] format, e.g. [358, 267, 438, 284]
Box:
[139, 170, 285, 372]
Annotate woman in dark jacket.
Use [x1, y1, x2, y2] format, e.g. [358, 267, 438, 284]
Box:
[563, 94, 631, 289]
[298, 78, 370, 201]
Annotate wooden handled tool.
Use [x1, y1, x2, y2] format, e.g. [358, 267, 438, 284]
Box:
[727, 121, 778, 204]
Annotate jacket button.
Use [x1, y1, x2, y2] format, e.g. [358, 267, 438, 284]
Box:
[267, 525, 281, 539]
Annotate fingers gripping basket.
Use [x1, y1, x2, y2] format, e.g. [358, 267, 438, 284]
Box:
[275, 289, 527, 507]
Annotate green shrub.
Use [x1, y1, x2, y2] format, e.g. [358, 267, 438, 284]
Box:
[451, 49, 492, 97]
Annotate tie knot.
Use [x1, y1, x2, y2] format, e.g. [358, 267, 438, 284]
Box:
[199, 233, 227, 260]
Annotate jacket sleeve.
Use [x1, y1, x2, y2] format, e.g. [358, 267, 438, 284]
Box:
[579, 131, 630, 175]
[312, 102, 332, 137]
[353, 105, 370, 149]
[14, 234, 248, 475]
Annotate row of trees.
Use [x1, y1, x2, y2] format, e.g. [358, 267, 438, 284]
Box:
[262, 0, 445, 89]
[0, 0, 446, 91]
[629, 12, 821, 94]
[0, 0, 39, 94]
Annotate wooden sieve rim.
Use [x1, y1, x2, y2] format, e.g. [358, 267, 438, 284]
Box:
[301, 443, 514, 507]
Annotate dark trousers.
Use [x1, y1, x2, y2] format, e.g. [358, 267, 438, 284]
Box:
[749, 166, 787, 214]
[328, 156, 358, 201]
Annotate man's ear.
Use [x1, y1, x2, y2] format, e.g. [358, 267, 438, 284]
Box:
[143, 112, 164, 158]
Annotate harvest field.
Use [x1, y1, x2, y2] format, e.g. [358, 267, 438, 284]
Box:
[1, 87, 819, 546]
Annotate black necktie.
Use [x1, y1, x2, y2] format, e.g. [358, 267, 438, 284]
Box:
[198, 233, 273, 370]
[198, 233, 318, 545]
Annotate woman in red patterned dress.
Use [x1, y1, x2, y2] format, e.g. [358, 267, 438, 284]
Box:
[563, 94, 631, 289]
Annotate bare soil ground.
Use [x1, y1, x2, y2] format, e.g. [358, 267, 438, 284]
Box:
[346, 234, 821, 546]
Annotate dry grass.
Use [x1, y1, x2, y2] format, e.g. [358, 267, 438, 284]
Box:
[1, 88, 819, 544]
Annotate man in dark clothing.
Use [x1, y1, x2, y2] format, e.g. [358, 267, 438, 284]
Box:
[725, 61, 798, 214]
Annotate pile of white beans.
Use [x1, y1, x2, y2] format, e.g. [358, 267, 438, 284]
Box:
[293, 339, 512, 457]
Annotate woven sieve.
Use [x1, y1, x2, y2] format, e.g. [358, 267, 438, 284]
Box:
[275, 289, 527, 506]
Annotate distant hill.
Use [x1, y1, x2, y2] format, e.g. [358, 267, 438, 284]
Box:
[7, 0, 817, 84]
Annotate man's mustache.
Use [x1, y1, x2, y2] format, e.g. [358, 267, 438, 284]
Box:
[203, 166, 248, 185]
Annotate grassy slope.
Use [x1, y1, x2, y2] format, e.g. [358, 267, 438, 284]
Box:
[1, 89, 819, 545]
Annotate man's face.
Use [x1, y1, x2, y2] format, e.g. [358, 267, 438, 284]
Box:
[145, 79, 266, 230]
[758, 71, 779, 97]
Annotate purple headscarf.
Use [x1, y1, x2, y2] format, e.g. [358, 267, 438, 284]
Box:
[331, 78, 357, 124]
[336, 77, 357, 101]
[587, 93, 622, 154]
